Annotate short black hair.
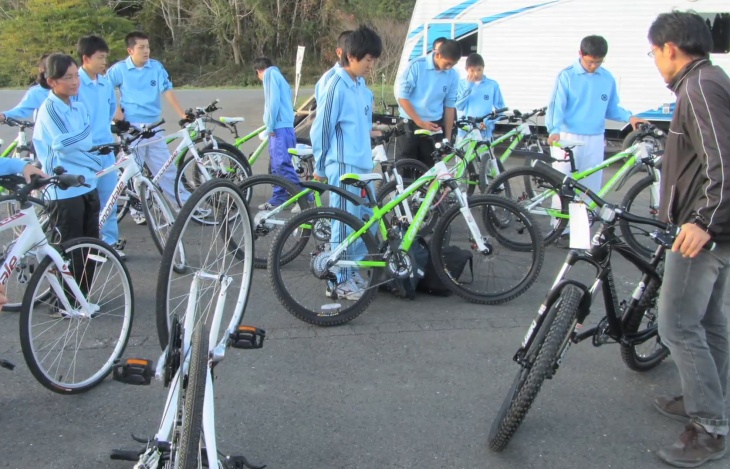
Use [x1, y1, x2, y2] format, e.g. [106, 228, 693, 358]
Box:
[77, 35, 109, 63]
[580, 35, 608, 57]
[337, 30, 353, 50]
[40, 54, 78, 89]
[252, 57, 273, 71]
[125, 31, 148, 49]
[648, 11, 713, 57]
[437, 39, 461, 61]
[341, 25, 382, 66]
[433, 36, 448, 49]
[465, 53, 484, 68]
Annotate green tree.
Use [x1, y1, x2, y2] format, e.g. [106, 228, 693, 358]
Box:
[0, 0, 133, 87]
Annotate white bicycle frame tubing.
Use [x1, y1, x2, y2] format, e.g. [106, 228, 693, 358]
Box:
[0, 202, 95, 317]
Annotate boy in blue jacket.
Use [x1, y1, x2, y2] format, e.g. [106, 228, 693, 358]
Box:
[455, 53, 505, 141]
[311, 25, 382, 300]
[253, 57, 305, 210]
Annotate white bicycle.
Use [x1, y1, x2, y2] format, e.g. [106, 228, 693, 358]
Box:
[111, 179, 264, 468]
[0, 117, 36, 161]
[0, 171, 133, 394]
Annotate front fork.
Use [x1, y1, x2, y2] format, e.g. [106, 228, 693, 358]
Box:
[450, 183, 490, 253]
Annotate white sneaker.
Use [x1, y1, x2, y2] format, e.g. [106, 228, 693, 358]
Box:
[291, 203, 302, 214]
[130, 208, 147, 225]
[193, 207, 212, 218]
[325, 278, 364, 301]
[350, 271, 368, 289]
[258, 202, 279, 211]
[112, 240, 126, 261]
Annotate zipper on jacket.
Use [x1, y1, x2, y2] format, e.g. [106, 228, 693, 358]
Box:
[667, 184, 676, 223]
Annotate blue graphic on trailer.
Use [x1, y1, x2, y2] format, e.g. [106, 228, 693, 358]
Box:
[408, 0, 560, 60]
[637, 103, 676, 121]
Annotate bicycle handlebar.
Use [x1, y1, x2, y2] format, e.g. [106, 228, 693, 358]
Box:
[510, 107, 547, 123]
[0, 169, 87, 201]
[533, 160, 715, 250]
[632, 123, 665, 140]
[2, 117, 34, 128]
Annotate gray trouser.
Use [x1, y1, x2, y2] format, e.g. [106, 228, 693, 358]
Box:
[658, 243, 730, 435]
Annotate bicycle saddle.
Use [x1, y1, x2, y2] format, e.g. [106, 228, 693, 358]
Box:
[553, 139, 585, 149]
[340, 172, 383, 188]
[288, 146, 313, 157]
[219, 117, 245, 124]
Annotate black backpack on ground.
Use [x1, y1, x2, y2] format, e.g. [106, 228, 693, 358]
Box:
[417, 244, 473, 296]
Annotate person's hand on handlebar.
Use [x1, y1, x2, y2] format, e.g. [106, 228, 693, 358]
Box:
[416, 120, 441, 133]
[548, 134, 560, 145]
[312, 172, 327, 183]
[22, 164, 48, 183]
[629, 116, 649, 130]
[673, 223, 712, 258]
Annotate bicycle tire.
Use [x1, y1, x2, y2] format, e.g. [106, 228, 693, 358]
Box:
[175, 324, 209, 469]
[393, 158, 430, 181]
[174, 148, 252, 209]
[237, 174, 312, 268]
[485, 165, 567, 245]
[620, 278, 669, 371]
[619, 176, 659, 259]
[156, 179, 254, 349]
[430, 195, 544, 304]
[268, 206, 382, 326]
[488, 285, 581, 451]
[19, 237, 134, 394]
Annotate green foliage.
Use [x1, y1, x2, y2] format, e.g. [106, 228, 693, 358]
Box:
[0, 0, 133, 86]
[0, 0, 417, 88]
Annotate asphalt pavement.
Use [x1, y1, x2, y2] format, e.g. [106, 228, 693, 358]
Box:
[0, 89, 728, 469]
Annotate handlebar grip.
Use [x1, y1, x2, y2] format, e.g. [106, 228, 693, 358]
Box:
[57, 173, 86, 189]
[493, 107, 509, 115]
[145, 119, 165, 130]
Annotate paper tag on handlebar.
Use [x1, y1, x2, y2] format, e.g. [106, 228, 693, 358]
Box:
[568, 202, 591, 250]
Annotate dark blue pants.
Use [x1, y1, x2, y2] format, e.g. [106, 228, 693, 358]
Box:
[268, 127, 304, 205]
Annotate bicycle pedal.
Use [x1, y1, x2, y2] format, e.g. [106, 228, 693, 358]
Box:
[222, 454, 267, 469]
[229, 326, 266, 349]
[112, 358, 154, 385]
[109, 448, 143, 461]
[0, 359, 16, 371]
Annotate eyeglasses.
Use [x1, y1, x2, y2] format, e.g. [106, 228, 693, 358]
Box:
[582, 58, 604, 66]
[647, 47, 661, 58]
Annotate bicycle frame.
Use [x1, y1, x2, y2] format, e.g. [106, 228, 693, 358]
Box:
[0, 201, 95, 317]
[234, 125, 268, 165]
[521, 142, 661, 220]
[516, 223, 664, 366]
[325, 161, 490, 269]
[0, 127, 30, 159]
[95, 150, 176, 230]
[144, 125, 215, 188]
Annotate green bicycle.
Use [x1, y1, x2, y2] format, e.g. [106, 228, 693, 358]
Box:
[266, 139, 545, 326]
[1, 118, 35, 160]
[484, 124, 664, 256]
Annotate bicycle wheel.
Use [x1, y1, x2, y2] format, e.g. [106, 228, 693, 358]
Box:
[19, 237, 134, 394]
[174, 324, 209, 469]
[376, 179, 445, 235]
[393, 158, 430, 181]
[485, 166, 566, 245]
[620, 278, 669, 371]
[619, 176, 660, 259]
[156, 179, 253, 349]
[430, 195, 544, 304]
[268, 207, 382, 326]
[139, 182, 176, 256]
[0, 196, 51, 312]
[174, 148, 252, 209]
[488, 285, 581, 451]
[238, 174, 312, 268]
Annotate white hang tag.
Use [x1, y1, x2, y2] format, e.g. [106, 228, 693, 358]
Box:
[568, 202, 592, 249]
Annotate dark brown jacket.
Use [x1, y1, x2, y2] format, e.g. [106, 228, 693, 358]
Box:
[659, 59, 730, 242]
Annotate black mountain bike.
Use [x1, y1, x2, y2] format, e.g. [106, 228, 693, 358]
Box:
[487, 162, 715, 451]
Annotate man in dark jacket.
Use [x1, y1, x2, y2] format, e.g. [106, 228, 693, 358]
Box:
[648, 11, 730, 468]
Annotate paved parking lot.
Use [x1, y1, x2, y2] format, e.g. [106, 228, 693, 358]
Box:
[0, 89, 728, 469]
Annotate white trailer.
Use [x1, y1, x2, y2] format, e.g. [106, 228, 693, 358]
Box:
[396, 0, 730, 134]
